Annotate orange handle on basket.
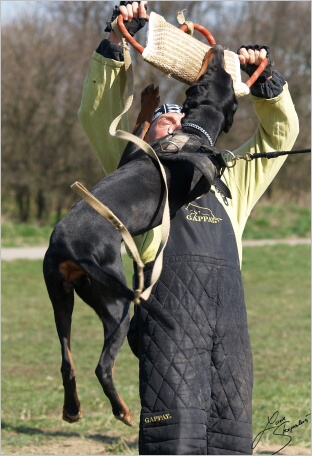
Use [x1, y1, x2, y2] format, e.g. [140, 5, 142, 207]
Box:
[244, 57, 269, 87]
[117, 14, 216, 52]
[117, 14, 268, 88]
[117, 13, 148, 54]
[179, 23, 216, 45]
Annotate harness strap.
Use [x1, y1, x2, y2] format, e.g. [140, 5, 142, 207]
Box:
[71, 181, 144, 304]
[151, 131, 232, 200]
[110, 20, 174, 303]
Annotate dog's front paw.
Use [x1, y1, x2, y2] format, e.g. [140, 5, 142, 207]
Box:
[139, 84, 160, 122]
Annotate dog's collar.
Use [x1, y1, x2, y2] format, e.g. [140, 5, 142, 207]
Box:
[182, 123, 213, 147]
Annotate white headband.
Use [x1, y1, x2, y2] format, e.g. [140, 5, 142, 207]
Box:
[152, 104, 183, 123]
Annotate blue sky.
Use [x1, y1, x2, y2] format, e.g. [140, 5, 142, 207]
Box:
[1, 1, 38, 24]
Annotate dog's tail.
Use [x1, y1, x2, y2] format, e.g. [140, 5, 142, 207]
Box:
[78, 259, 135, 302]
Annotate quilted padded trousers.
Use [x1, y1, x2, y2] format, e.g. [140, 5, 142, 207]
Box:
[133, 255, 253, 455]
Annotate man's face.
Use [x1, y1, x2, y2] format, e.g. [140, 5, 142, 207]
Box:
[146, 112, 185, 143]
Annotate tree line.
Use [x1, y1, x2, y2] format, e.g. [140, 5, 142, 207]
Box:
[2, 1, 310, 224]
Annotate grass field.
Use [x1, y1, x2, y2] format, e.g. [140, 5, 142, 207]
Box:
[1, 203, 310, 247]
[1, 243, 310, 454]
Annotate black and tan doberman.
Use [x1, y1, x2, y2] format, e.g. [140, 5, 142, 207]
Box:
[43, 45, 238, 427]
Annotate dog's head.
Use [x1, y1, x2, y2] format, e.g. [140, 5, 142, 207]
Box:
[183, 44, 238, 135]
[207, 45, 238, 133]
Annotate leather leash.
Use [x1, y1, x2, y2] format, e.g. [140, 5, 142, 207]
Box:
[223, 148, 311, 166]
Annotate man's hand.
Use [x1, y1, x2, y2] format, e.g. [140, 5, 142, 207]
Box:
[118, 1, 147, 21]
[237, 45, 272, 79]
[238, 45, 268, 67]
[108, 1, 147, 44]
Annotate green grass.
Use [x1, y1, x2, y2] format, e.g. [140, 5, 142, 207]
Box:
[1, 258, 140, 454]
[1, 246, 310, 454]
[1, 204, 310, 247]
[1, 222, 54, 247]
[242, 245, 311, 451]
[243, 204, 311, 240]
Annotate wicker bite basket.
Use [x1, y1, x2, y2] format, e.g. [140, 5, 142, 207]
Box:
[141, 12, 250, 97]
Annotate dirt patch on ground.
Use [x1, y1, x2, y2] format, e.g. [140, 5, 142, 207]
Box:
[2, 437, 310, 455]
[253, 443, 311, 455]
[1, 434, 138, 455]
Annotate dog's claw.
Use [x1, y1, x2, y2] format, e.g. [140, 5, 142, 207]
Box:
[62, 408, 82, 423]
[115, 411, 135, 427]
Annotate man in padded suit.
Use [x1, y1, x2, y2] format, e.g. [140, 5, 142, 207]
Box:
[78, 2, 299, 454]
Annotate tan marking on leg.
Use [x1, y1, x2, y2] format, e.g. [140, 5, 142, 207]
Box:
[111, 365, 134, 426]
[59, 260, 85, 282]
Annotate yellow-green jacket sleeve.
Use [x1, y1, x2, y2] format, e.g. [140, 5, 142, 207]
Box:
[78, 52, 129, 176]
[219, 82, 299, 264]
[78, 51, 162, 264]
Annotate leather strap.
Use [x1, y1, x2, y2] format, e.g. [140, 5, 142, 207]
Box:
[72, 23, 171, 304]
[71, 181, 144, 304]
[111, 21, 172, 303]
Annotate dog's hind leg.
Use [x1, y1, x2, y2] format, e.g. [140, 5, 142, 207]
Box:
[74, 277, 133, 426]
[93, 289, 133, 425]
[43, 256, 83, 423]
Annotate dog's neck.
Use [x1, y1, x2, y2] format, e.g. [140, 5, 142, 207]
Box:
[181, 97, 228, 147]
[182, 122, 214, 147]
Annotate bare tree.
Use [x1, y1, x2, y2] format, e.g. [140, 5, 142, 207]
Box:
[1, 1, 310, 224]
[1, 6, 103, 222]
